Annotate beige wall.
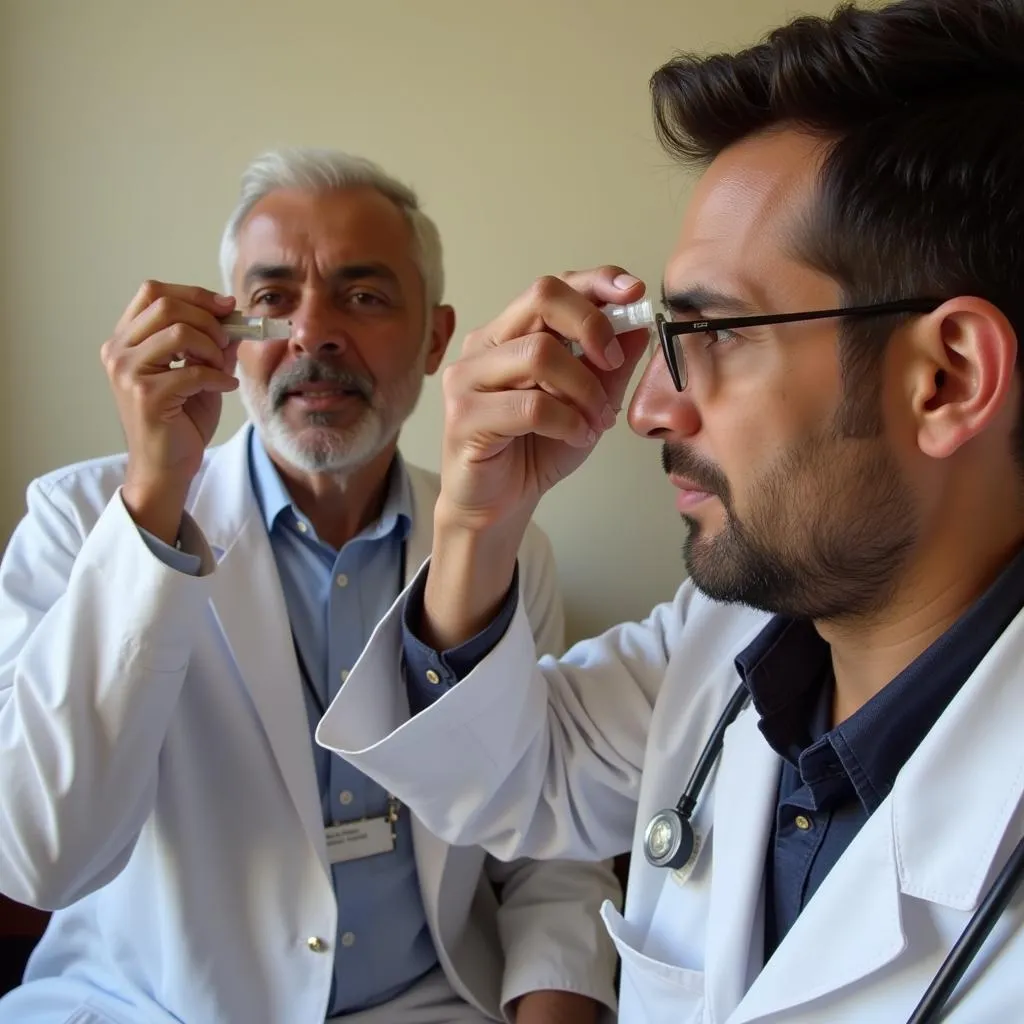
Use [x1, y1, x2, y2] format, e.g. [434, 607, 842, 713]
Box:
[0, 0, 833, 641]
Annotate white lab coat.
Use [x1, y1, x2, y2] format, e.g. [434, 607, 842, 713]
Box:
[318, 565, 1024, 1023]
[0, 425, 619, 1024]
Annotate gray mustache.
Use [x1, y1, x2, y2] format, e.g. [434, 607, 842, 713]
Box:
[269, 359, 374, 411]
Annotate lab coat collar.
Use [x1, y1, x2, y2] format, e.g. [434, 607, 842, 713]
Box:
[183, 425, 443, 887]
[728, 604, 1024, 1022]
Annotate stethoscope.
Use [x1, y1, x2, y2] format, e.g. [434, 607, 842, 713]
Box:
[642, 681, 1024, 1023]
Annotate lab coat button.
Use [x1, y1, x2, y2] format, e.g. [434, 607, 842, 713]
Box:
[306, 936, 329, 953]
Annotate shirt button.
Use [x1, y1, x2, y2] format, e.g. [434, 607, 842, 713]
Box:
[306, 936, 329, 953]
[425, 669, 440, 685]
[794, 814, 813, 831]
[339, 790, 353, 806]
[335, 573, 349, 588]
[295, 521, 309, 534]
[340, 668, 349, 683]
[341, 931, 356, 947]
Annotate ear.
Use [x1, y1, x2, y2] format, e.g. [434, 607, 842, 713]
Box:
[424, 305, 456, 375]
[907, 297, 1018, 460]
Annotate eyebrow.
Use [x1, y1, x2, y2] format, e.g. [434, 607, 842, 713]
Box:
[659, 286, 758, 318]
[241, 261, 401, 292]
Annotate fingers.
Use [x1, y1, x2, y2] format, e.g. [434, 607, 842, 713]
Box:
[448, 384, 599, 453]
[102, 323, 229, 381]
[129, 365, 239, 422]
[465, 268, 646, 371]
[558, 266, 645, 306]
[115, 279, 234, 336]
[118, 292, 232, 355]
[590, 327, 651, 413]
[457, 332, 617, 433]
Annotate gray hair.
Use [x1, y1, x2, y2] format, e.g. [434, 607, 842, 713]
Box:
[219, 147, 444, 306]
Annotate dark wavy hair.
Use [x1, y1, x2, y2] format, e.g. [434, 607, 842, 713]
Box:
[651, 0, 1024, 459]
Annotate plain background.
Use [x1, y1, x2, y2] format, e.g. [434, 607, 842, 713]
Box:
[0, 0, 836, 641]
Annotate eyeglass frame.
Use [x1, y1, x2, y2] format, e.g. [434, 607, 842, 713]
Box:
[653, 297, 944, 392]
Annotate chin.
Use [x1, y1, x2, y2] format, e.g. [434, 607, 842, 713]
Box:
[275, 416, 395, 475]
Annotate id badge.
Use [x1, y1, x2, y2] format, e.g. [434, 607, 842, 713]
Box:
[325, 816, 396, 864]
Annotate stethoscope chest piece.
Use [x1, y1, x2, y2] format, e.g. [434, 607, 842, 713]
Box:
[643, 807, 697, 870]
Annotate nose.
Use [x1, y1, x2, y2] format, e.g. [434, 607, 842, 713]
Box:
[287, 292, 348, 358]
[627, 347, 701, 441]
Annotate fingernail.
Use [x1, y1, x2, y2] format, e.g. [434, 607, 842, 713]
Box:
[605, 338, 624, 368]
[601, 404, 617, 429]
[613, 273, 641, 290]
[215, 292, 235, 305]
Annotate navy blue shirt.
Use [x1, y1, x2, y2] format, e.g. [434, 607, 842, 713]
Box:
[403, 544, 1024, 965]
[402, 563, 520, 698]
[737, 543, 1024, 960]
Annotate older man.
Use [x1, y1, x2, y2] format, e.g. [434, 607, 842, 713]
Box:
[0, 149, 619, 1024]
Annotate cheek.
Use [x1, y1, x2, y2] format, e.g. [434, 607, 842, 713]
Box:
[706, 380, 824, 513]
[236, 341, 285, 385]
[708, 384, 781, 482]
[359, 327, 422, 379]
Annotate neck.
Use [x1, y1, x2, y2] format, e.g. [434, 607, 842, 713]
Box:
[269, 441, 399, 551]
[818, 517, 1024, 728]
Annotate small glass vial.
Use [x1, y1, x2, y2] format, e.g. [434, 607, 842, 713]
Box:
[220, 311, 292, 342]
[602, 297, 655, 334]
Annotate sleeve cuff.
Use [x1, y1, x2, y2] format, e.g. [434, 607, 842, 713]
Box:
[402, 563, 520, 714]
[137, 526, 203, 576]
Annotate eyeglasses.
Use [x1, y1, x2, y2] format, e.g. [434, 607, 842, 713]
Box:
[653, 297, 943, 392]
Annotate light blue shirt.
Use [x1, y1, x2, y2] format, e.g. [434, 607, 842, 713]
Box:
[143, 433, 438, 1016]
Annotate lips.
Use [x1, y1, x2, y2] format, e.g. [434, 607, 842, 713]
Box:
[669, 474, 718, 513]
[669, 475, 715, 496]
[286, 383, 361, 398]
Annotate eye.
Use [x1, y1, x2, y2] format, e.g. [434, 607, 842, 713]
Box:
[251, 290, 284, 310]
[703, 328, 739, 348]
[348, 290, 390, 307]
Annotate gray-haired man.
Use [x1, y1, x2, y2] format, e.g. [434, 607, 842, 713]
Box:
[0, 149, 620, 1024]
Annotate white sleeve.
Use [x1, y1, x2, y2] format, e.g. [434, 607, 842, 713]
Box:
[0, 479, 214, 908]
[318, 556, 685, 862]
[486, 520, 620, 1017]
[515, 520, 566, 659]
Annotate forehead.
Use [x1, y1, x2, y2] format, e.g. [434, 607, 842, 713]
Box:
[666, 129, 835, 309]
[233, 185, 419, 281]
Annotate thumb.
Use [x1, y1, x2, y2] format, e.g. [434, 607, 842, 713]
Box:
[559, 266, 646, 306]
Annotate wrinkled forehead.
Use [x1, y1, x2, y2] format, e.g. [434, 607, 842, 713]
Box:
[665, 129, 835, 310]
[234, 186, 420, 286]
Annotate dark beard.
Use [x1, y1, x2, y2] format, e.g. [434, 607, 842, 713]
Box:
[664, 430, 918, 621]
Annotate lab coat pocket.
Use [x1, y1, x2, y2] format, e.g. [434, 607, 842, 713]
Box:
[62, 1003, 135, 1024]
[602, 903, 705, 1024]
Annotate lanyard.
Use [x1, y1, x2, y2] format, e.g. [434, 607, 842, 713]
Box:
[291, 628, 329, 718]
[289, 538, 406, 824]
[290, 538, 407, 717]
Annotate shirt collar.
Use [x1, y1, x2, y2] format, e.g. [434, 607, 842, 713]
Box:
[735, 616, 831, 765]
[247, 428, 412, 545]
[737, 541, 1024, 813]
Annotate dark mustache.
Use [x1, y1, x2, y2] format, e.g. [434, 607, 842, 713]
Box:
[661, 443, 729, 498]
[269, 359, 374, 411]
